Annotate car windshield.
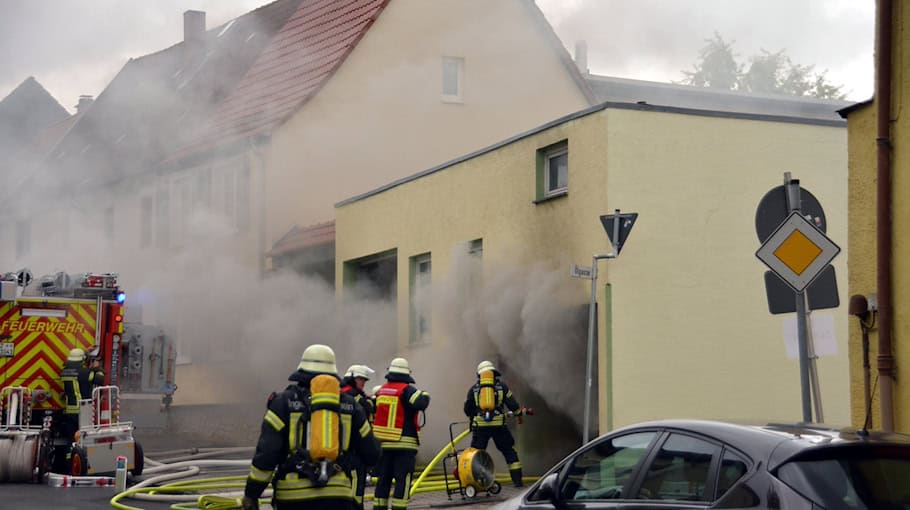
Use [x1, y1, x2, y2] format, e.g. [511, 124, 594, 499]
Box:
[776, 446, 910, 509]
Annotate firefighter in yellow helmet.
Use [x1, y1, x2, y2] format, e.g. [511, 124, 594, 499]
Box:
[372, 357, 430, 510]
[341, 364, 376, 510]
[463, 360, 524, 487]
[241, 345, 380, 510]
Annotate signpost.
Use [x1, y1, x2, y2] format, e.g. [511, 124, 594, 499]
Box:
[755, 173, 840, 422]
[576, 209, 638, 444]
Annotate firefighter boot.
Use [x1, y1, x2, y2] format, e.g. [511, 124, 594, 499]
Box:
[510, 466, 523, 488]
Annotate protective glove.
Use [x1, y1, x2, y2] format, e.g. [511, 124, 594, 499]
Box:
[240, 496, 260, 510]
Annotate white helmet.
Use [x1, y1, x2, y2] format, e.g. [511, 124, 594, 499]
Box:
[370, 385, 383, 397]
[349, 364, 374, 380]
[297, 344, 338, 375]
[477, 360, 496, 374]
[68, 348, 85, 362]
[387, 357, 411, 376]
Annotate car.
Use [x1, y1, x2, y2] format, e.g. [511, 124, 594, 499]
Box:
[492, 419, 910, 509]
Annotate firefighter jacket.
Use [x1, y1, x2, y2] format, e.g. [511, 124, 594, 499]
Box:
[61, 360, 93, 415]
[464, 379, 521, 427]
[372, 373, 430, 451]
[243, 371, 381, 506]
[340, 377, 375, 420]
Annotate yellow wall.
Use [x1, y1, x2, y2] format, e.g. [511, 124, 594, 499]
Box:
[846, 0, 910, 431]
[337, 104, 851, 431]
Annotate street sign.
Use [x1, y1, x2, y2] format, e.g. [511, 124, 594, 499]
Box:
[599, 211, 638, 256]
[764, 266, 840, 314]
[755, 184, 826, 243]
[756, 212, 840, 293]
[570, 264, 594, 279]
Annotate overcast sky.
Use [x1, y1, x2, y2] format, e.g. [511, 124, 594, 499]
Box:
[0, 0, 875, 113]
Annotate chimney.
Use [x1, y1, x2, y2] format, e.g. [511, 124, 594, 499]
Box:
[184, 10, 206, 44]
[75, 95, 94, 114]
[574, 40, 589, 75]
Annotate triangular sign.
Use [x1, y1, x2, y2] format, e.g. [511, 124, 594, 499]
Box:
[599, 212, 638, 256]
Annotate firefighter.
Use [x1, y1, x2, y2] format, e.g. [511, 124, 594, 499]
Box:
[341, 364, 376, 510]
[463, 360, 524, 487]
[87, 346, 105, 387]
[240, 345, 380, 510]
[59, 348, 94, 441]
[372, 358, 430, 510]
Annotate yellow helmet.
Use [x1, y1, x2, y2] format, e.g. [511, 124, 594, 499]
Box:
[68, 348, 86, 362]
[477, 360, 497, 375]
[387, 357, 411, 376]
[297, 344, 337, 375]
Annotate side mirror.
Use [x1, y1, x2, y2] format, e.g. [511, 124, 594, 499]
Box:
[536, 472, 560, 503]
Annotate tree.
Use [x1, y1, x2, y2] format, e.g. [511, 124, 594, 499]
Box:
[681, 32, 741, 90]
[680, 34, 846, 100]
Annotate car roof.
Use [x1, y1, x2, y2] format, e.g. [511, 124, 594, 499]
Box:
[607, 419, 910, 470]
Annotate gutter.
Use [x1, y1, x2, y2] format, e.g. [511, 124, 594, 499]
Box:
[876, 0, 895, 432]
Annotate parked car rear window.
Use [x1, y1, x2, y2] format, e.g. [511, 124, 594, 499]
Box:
[776, 446, 910, 509]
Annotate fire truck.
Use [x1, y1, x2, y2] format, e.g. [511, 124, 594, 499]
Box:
[0, 270, 175, 482]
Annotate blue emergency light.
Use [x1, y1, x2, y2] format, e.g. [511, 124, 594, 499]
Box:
[116, 291, 126, 304]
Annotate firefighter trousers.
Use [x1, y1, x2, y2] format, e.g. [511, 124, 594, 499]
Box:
[471, 425, 522, 485]
[373, 449, 416, 510]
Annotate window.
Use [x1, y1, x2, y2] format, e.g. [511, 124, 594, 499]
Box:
[236, 165, 250, 231]
[716, 449, 749, 497]
[536, 141, 569, 201]
[103, 207, 114, 240]
[194, 167, 211, 209]
[638, 433, 721, 501]
[156, 186, 170, 248]
[174, 177, 192, 244]
[468, 238, 483, 257]
[410, 253, 432, 344]
[140, 196, 153, 247]
[442, 56, 464, 102]
[15, 220, 30, 258]
[559, 431, 657, 500]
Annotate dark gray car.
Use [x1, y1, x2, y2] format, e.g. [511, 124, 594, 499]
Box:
[493, 419, 910, 509]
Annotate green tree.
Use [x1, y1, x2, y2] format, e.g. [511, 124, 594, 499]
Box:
[681, 34, 846, 100]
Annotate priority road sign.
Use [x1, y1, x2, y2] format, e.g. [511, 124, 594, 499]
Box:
[756, 211, 840, 293]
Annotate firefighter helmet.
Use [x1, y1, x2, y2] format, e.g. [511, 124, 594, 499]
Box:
[371, 385, 382, 397]
[387, 357, 411, 376]
[348, 364, 374, 380]
[297, 344, 338, 375]
[477, 360, 500, 376]
[68, 348, 86, 362]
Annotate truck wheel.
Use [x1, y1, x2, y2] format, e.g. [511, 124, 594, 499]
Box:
[35, 444, 52, 483]
[130, 441, 144, 476]
[69, 446, 88, 476]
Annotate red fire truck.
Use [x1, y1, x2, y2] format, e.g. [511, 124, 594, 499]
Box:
[0, 270, 164, 482]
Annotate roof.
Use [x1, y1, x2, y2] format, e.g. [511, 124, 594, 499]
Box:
[337, 97, 847, 208]
[0, 77, 69, 159]
[837, 98, 874, 118]
[268, 221, 335, 256]
[170, 0, 390, 162]
[47, 0, 304, 187]
[586, 74, 850, 122]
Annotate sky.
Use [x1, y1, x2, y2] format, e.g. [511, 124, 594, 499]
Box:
[0, 0, 876, 113]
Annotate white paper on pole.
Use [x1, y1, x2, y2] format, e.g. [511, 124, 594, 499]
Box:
[782, 313, 838, 359]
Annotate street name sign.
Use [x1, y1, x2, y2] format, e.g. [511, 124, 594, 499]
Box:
[571, 264, 594, 279]
[756, 212, 840, 293]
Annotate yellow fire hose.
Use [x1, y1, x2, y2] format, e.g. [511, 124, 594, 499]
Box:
[110, 427, 535, 509]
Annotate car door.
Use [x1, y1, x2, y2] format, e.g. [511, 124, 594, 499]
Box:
[620, 432, 723, 510]
[525, 430, 660, 509]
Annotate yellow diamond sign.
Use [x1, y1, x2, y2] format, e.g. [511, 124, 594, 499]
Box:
[756, 212, 840, 292]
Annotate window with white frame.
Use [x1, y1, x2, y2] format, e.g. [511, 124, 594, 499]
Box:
[544, 143, 568, 196]
[410, 253, 432, 344]
[156, 186, 169, 248]
[442, 56, 464, 103]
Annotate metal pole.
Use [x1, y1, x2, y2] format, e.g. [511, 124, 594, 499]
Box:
[784, 172, 813, 422]
[583, 253, 612, 444]
[805, 297, 824, 422]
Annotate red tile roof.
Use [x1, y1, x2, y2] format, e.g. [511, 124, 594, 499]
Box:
[172, 0, 389, 162]
[269, 221, 335, 256]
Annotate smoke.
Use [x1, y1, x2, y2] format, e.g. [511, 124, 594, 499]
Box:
[436, 246, 588, 432]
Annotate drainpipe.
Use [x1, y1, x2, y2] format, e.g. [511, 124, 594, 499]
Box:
[875, 0, 895, 432]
